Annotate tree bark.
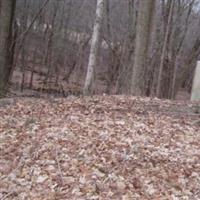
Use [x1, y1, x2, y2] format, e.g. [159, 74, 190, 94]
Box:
[83, 0, 105, 95]
[156, 0, 174, 98]
[0, 0, 16, 97]
[191, 61, 200, 101]
[20, 0, 28, 92]
[117, 0, 136, 94]
[131, 0, 156, 96]
[171, 0, 195, 99]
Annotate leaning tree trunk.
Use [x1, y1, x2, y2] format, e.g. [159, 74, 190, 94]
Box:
[0, 0, 16, 97]
[131, 0, 156, 96]
[83, 0, 105, 96]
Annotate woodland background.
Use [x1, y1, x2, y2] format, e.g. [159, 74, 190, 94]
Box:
[1, 0, 200, 99]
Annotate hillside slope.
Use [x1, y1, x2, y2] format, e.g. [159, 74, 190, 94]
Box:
[0, 96, 200, 200]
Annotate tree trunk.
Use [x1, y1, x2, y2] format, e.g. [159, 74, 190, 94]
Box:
[117, 0, 136, 94]
[43, 2, 58, 85]
[83, 0, 105, 95]
[171, 0, 195, 99]
[156, 0, 174, 98]
[0, 0, 16, 97]
[191, 61, 200, 101]
[20, 0, 28, 92]
[131, 0, 156, 96]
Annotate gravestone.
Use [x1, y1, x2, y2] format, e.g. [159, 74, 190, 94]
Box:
[191, 61, 200, 101]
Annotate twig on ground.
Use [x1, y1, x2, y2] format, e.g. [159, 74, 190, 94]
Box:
[1, 192, 16, 200]
[192, 119, 200, 125]
[55, 146, 64, 185]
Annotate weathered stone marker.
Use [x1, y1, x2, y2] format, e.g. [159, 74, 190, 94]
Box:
[191, 61, 200, 101]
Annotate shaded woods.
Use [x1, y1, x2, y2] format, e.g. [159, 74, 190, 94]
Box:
[0, 0, 200, 98]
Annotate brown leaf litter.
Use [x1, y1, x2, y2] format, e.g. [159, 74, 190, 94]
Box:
[0, 96, 200, 200]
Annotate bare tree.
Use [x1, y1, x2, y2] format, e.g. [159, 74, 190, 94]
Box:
[171, 0, 195, 99]
[131, 0, 156, 96]
[116, 0, 136, 94]
[0, 0, 16, 97]
[83, 0, 105, 95]
[156, 0, 174, 98]
[20, 0, 28, 92]
[2, 0, 200, 99]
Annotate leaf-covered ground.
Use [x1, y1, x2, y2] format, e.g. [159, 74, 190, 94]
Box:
[0, 96, 200, 200]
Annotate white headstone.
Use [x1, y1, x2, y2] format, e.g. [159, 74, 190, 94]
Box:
[191, 61, 200, 101]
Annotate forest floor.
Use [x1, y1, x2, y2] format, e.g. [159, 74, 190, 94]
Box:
[0, 96, 200, 200]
